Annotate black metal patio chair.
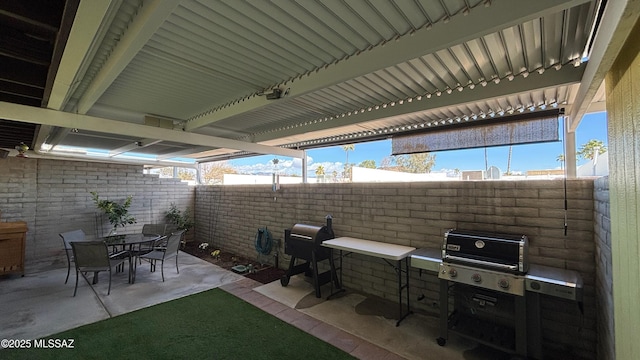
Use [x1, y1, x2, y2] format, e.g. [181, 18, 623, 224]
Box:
[70, 241, 130, 296]
[60, 229, 86, 284]
[138, 230, 185, 282]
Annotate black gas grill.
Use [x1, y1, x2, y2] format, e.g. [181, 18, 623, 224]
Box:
[437, 229, 529, 357]
[280, 216, 339, 298]
[411, 229, 584, 360]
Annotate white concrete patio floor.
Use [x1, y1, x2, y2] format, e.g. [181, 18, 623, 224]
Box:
[0, 252, 502, 359]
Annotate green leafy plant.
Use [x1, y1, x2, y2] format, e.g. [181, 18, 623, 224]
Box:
[166, 203, 194, 232]
[90, 191, 137, 231]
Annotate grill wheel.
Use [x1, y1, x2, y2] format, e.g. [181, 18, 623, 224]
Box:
[280, 275, 289, 286]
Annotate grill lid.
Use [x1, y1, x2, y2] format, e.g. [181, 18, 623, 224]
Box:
[284, 216, 335, 257]
[443, 229, 528, 274]
[290, 224, 325, 241]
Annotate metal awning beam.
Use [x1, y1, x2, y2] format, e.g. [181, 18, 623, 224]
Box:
[156, 146, 212, 160]
[250, 65, 585, 143]
[0, 102, 304, 158]
[108, 138, 162, 157]
[47, 0, 117, 111]
[568, 0, 640, 131]
[75, 0, 181, 114]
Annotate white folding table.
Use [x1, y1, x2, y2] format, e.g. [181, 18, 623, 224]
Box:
[322, 237, 416, 326]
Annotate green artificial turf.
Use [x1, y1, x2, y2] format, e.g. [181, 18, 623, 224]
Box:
[2, 288, 354, 360]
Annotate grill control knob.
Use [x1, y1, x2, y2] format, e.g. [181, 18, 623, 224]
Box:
[448, 268, 458, 278]
[498, 279, 510, 289]
[471, 273, 482, 283]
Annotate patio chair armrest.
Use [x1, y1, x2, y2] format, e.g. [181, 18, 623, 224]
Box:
[109, 250, 130, 259]
[152, 235, 168, 247]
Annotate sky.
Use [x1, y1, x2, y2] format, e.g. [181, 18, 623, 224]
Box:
[229, 112, 608, 177]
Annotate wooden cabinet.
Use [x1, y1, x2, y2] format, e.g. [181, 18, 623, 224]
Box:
[0, 221, 28, 276]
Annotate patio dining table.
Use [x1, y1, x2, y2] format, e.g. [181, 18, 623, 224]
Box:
[104, 233, 164, 284]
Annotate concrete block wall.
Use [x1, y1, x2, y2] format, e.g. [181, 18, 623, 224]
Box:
[0, 157, 599, 358]
[195, 179, 596, 359]
[0, 157, 194, 273]
[594, 176, 613, 360]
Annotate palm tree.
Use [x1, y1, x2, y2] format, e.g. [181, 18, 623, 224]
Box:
[506, 145, 513, 175]
[577, 139, 607, 160]
[556, 154, 565, 170]
[341, 144, 355, 182]
[484, 147, 488, 172]
[342, 144, 355, 166]
[315, 164, 325, 183]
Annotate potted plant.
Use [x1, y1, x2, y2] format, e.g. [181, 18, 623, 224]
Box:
[90, 191, 136, 236]
[165, 203, 194, 232]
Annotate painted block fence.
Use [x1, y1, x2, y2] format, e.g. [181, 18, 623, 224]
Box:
[194, 180, 597, 359]
[0, 156, 604, 359]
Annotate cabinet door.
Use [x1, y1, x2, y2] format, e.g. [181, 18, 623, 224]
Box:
[0, 222, 27, 275]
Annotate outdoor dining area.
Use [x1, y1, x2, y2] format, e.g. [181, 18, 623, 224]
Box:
[60, 226, 186, 296]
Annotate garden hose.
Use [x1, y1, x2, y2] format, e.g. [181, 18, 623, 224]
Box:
[255, 227, 272, 255]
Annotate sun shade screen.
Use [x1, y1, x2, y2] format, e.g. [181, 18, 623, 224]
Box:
[392, 117, 559, 155]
